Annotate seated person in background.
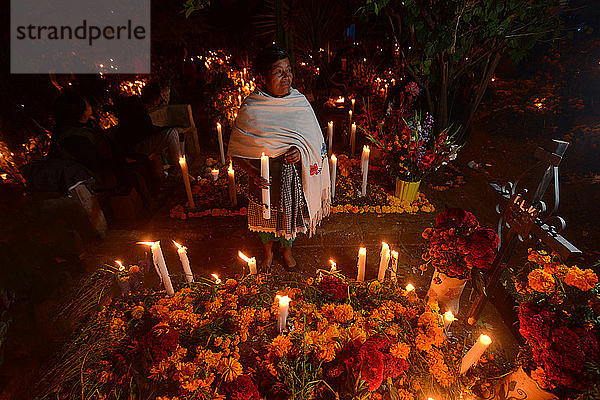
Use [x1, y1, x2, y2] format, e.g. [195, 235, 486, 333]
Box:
[49, 90, 154, 206]
[114, 82, 182, 177]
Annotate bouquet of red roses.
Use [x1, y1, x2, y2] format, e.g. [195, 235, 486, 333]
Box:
[420, 208, 499, 279]
[513, 249, 600, 397]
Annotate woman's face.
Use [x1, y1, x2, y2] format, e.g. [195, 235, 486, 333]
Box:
[265, 58, 293, 97]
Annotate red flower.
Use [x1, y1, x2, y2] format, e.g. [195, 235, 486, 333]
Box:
[383, 353, 408, 379]
[358, 336, 389, 391]
[319, 275, 349, 301]
[227, 375, 260, 400]
[464, 228, 499, 270]
[518, 301, 554, 348]
[435, 208, 479, 231]
[146, 323, 179, 362]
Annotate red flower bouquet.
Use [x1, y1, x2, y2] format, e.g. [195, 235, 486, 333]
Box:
[513, 250, 600, 397]
[420, 208, 498, 279]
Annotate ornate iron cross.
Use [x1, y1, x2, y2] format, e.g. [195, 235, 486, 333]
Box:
[466, 139, 581, 325]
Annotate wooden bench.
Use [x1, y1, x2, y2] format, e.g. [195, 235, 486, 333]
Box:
[149, 104, 200, 154]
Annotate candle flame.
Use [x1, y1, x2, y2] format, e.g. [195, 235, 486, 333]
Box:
[328, 121, 333, 126]
[137, 241, 156, 246]
[173, 240, 183, 249]
[406, 283, 415, 292]
[216, 122, 221, 129]
[228, 161, 234, 174]
[444, 310, 456, 322]
[391, 250, 398, 257]
[331, 154, 337, 162]
[359, 247, 366, 255]
[179, 156, 186, 165]
[238, 251, 251, 263]
[479, 334, 492, 345]
[115, 260, 125, 271]
[211, 273, 222, 284]
[276, 295, 291, 306]
[381, 242, 389, 249]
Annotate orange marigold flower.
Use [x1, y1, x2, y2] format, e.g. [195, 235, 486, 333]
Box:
[271, 334, 293, 358]
[528, 269, 555, 294]
[219, 357, 243, 382]
[390, 342, 411, 359]
[564, 266, 599, 291]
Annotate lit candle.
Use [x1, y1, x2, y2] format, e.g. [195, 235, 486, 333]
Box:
[460, 334, 492, 374]
[357, 247, 366, 282]
[179, 156, 195, 209]
[138, 241, 174, 296]
[406, 283, 415, 292]
[348, 109, 353, 123]
[351, 98, 355, 112]
[390, 250, 399, 281]
[329, 259, 337, 273]
[350, 122, 356, 155]
[443, 310, 456, 330]
[327, 121, 333, 155]
[228, 162, 237, 207]
[276, 295, 291, 332]
[260, 153, 270, 219]
[330, 155, 337, 199]
[378, 242, 390, 282]
[238, 251, 257, 275]
[173, 241, 194, 283]
[360, 146, 370, 197]
[211, 273, 222, 285]
[211, 169, 219, 182]
[238, 94, 242, 105]
[216, 122, 226, 165]
[115, 260, 125, 272]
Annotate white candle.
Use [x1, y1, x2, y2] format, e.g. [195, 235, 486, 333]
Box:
[390, 250, 398, 281]
[228, 162, 237, 207]
[329, 259, 337, 273]
[327, 121, 333, 156]
[357, 247, 366, 282]
[260, 153, 271, 219]
[179, 156, 195, 209]
[330, 154, 337, 199]
[173, 241, 194, 283]
[443, 310, 456, 330]
[276, 295, 291, 332]
[360, 146, 370, 197]
[211, 273, 222, 285]
[138, 241, 174, 296]
[216, 122, 226, 165]
[378, 242, 390, 282]
[211, 169, 219, 181]
[350, 122, 356, 155]
[238, 251, 257, 275]
[460, 334, 492, 374]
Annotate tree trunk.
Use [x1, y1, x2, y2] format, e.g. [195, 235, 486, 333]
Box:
[463, 51, 501, 136]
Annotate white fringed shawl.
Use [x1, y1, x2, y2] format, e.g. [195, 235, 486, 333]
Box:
[228, 88, 331, 235]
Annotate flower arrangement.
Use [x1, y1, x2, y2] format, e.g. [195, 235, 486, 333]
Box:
[512, 249, 600, 398]
[420, 208, 499, 280]
[359, 82, 460, 183]
[41, 267, 478, 400]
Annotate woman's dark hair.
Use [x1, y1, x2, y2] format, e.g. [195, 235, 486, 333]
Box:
[141, 81, 161, 105]
[254, 45, 289, 77]
[54, 90, 87, 126]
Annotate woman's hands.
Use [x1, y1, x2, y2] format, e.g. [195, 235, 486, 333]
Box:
[284, 147, 300, 164]
[252, 172, 270, 189]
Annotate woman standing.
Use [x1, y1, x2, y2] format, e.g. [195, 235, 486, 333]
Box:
[228, 46, 331, 270]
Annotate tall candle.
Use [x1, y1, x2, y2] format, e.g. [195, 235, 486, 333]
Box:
[211, 169, 219, 182]
[357, 247, 366, 282]
[238, 251, 257, 275]
[276, 295, 291, 332]
[327, 121, 333, 156]
[360, 146, 370, 196]
[173, 241, 194, 283]
[179, 156, 195, 209]
[216, 122, 226, 165]
[390, 250, 399, 281]
[228, 162, 237, 207]
[138, 241, 174, 296]
[460, 334, 492, 374]
[260, 153, 271, 219]
[330, 154, 337, 199]
[378, 242, 390, 282]
[350, 122, 356, 155]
